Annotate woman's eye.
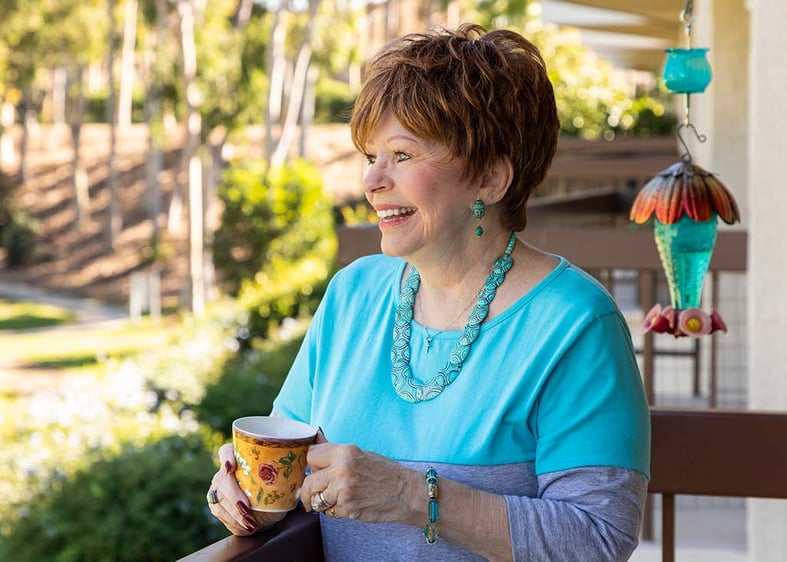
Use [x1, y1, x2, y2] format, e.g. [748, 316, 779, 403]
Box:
[364, 152, 410, 165]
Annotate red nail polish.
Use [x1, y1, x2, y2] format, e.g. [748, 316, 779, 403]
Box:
[225, 460, 233, 473]
[237, 501, 250, 516]
[243, 515, 258, 531]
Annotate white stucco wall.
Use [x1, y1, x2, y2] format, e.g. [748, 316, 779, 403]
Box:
[691, 1, 787, 560]
[748, 0, 787, 560]
[694, 0, 750, 222]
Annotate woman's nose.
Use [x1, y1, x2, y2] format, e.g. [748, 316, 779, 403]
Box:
[363, 162, 390, 194]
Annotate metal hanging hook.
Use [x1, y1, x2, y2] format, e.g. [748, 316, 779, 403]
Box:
[680, 0, 695, 46]
[681, 0, 695, 26]
[677, 121, 707, 163]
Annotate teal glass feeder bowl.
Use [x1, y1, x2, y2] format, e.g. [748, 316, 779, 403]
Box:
[663, 48, 712, 93]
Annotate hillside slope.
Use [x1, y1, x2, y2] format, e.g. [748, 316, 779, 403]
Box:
[0, 123, 361, 310]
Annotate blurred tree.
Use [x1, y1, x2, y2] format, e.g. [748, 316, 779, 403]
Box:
[0, 0, 109, 228]
[524, 17, 674, 139]
[458, 0, 530, 30]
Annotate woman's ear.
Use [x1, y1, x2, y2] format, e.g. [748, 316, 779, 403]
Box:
[478, 157, 514, 205]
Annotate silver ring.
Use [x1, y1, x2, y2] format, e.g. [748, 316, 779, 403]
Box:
[207, 489, 219, 505]
[310, 491, 334, 512]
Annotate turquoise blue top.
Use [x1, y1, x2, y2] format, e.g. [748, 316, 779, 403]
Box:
[274, 253, 650, 477]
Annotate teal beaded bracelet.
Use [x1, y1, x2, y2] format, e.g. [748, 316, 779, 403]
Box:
[423, 467, 439, 544]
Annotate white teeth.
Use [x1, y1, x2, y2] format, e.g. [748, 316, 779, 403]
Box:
[377, 207, 416, 219]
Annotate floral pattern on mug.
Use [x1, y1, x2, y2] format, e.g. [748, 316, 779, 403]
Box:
[258, 462, 279, 485]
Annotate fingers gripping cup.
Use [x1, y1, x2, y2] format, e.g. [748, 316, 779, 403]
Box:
[232, 416, 318, 512]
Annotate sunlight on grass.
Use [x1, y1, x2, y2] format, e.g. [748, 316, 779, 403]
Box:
[0, 320, 177, 373]
[0, 395, 24, 434]
[0, 299, 76, 330]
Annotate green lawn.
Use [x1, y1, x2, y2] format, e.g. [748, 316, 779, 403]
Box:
[0, 299, 75, 330]
[0, 298, 180, 436]
[0, 323, 174, 371]
[0, 298, 176, 377]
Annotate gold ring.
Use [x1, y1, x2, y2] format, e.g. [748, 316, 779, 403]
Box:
[310, 491, 334, 512]
[327, 508, 338, 518]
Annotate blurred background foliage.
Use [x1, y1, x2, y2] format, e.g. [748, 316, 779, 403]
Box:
[0, 0, 677, 559]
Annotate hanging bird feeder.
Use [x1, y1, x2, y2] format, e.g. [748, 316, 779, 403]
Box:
[629, 0, 740, 338]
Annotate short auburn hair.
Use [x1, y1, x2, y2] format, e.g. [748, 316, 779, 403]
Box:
[350, 23, 559, 232]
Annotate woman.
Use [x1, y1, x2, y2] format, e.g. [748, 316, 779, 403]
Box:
[208, 23, 650, 561]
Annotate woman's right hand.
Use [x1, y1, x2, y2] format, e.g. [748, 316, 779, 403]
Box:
[206, 443, 287, 535]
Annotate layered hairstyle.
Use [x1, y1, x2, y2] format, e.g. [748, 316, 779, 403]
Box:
[350, 23, 559, 232]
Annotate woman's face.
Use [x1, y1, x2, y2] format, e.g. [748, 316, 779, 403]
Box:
[362, 116, 478, 259]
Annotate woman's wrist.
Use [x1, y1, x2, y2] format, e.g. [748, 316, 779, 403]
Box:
[399, 467, 428, 527]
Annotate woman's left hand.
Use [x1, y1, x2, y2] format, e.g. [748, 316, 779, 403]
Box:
[300, 443, 420, 525]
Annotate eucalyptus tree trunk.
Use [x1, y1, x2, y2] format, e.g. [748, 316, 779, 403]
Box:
[51, 67, 67, 126]
[234, 0, 253, 28]
[263, 0, 286, 163]
[68, 66, 90, 229]
[117, 0, 138, 127]
[145, 0, 168, 249]
[270, 0, 319, 168]
[107, 0, 122, 246]
[18, 92, 33, 185]
[176, 0, 205, 316]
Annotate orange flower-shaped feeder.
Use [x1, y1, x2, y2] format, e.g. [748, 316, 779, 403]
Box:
[631, 160, 740, 337]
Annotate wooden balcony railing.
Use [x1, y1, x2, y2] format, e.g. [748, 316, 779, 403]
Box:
[649, 408, 787, 562]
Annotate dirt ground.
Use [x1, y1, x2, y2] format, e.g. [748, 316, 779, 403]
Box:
[0, 122, 362, 310]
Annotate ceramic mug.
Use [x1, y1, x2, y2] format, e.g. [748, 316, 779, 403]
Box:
[232, 416, 318, 512]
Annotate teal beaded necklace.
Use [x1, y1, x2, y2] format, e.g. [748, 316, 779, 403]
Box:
[391, 232, 517, 403]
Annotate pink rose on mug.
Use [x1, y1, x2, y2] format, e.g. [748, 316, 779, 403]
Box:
[258, 462, 279, 485]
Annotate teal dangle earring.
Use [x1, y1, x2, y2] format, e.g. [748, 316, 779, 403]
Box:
[472, 199, 486, 237]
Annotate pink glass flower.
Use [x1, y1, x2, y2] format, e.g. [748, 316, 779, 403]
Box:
[642, 304, 728, 338]
[644, 304, 668, 334]
[710, 308, 728, 333]
[678, 307, 712, 337]
[643, 304, 679, 336]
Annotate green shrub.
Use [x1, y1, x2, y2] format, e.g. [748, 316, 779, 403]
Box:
[197, 333, 305, 435]
[213, 158, 335, 295]
[212, 158, 336, 341]
[314, 77, 355, 123]
[0, 175, 41, 266]
[0, 293, 306, 561]
[85, 91, 147, 123]
[238, 253, 332, 343]
[0, 433, 227, 562]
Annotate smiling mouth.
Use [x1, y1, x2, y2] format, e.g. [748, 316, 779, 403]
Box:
[376, 207, 416, 221]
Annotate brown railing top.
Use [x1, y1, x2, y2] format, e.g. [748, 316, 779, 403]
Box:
[649, 407, 787, 499]
[546, 136, 678, 183]
[178, 509, 322, 562]
[337, 224, 747, 272]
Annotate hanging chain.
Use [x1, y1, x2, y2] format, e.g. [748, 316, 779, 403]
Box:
[675, 0, 706, 156]
[680, 0, 695, 46]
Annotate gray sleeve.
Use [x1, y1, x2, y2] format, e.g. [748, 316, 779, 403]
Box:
[505, 466, 648, 561]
